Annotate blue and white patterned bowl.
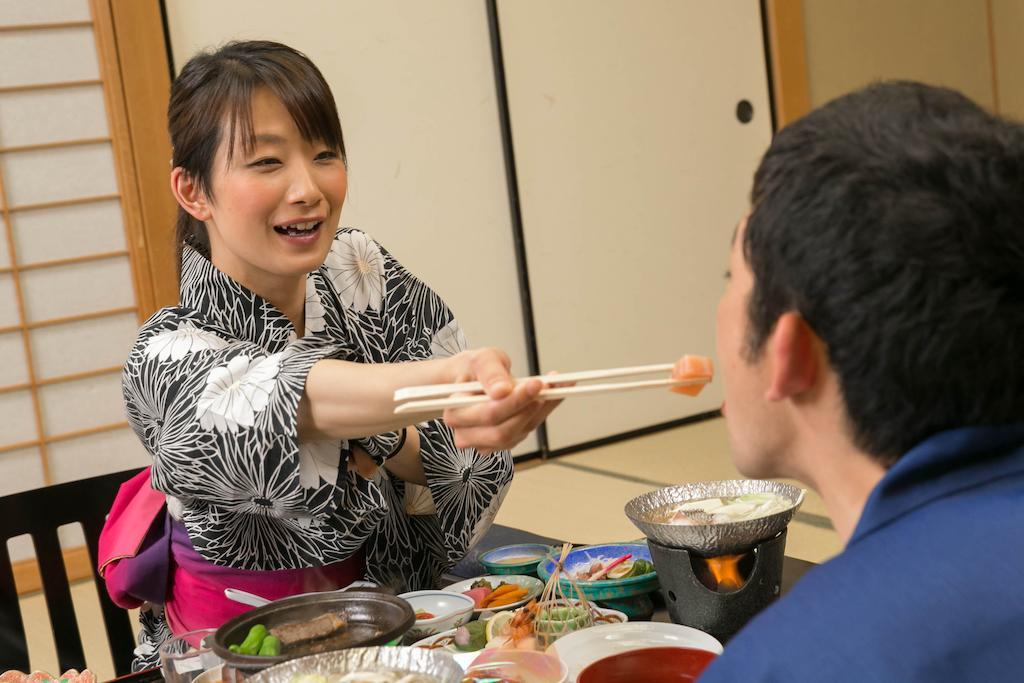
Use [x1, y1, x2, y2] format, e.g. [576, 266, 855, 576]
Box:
[479, 543, 556, 576]
[537, 543, 659, 619]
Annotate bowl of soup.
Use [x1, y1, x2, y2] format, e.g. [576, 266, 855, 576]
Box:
[479, 543, 556, 576]
[578, 646, 716, 682]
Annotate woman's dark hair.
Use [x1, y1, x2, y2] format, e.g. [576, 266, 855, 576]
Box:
[744, 81, 1024, 465]
[168, 40, 346, 275]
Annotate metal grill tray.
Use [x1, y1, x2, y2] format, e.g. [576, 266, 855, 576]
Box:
[625, 480, 805, 555]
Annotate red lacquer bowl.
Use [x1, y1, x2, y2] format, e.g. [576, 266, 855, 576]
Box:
[578, 646, 717, 683]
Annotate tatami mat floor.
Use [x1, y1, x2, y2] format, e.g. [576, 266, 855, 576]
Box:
[16, 417, 840, 678]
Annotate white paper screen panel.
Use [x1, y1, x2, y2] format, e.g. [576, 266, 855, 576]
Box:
[164, 0, 538, 454]
[0, 332, 28, 386]
[0, 7, 143, 490]
[0, 391, 36, 445]
[498, 0, 773, 450]
[20, 256, 135, 322]
[39, 372, 127, 435]
[0, 26, 99, 89]
[29, 311, 139, 380]
[0, 273, 18, 327]
[1, 142, 118, 207]
[12, 199, 126, 264]
[0, 85, 109, 148]
[0, 216, 9, 266]
[0, 446, 45, 496]
[0, 0, 91, 24]
[49, 429, 150, 483]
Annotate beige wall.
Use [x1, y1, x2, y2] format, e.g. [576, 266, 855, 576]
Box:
[498, 0, 771, 449]
[992, 0, 1024, 120]
[802, 0, 995, 109]
[165, 0, 775, 452]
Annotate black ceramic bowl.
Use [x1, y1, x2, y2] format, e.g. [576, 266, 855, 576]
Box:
[212, 590, 415, 681]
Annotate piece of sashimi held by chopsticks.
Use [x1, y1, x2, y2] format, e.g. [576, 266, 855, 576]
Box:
[671, 355, 715, 396]
[391, 356, 713, 414]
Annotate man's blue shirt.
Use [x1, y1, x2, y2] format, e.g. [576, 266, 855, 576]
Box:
[698, 424, 1024, 681]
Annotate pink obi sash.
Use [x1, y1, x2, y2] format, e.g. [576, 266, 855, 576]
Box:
[164, 518, 366, 634]
[97, 467, 170, 609]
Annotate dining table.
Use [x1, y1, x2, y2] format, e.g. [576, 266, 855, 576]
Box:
[114, 523, 815, 682]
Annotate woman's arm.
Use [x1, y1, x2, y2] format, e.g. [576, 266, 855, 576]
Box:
[297, 347, 550, 451]
[381, 428, 424, 485]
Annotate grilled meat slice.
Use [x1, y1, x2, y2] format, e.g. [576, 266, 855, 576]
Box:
[269, 612, 347, 647]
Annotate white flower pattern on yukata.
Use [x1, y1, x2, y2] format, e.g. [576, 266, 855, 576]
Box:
[144, 320, 229, 361]
[304, 276, 327, 333]
[431, 319, 467, 358]
[325, 229, 386, 312]
[196, 353, 281, 433]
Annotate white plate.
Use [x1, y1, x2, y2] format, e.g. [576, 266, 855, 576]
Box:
[409, 629, 481, 670]
[548, 622, 723, 683]
[441, 574, 544, 613]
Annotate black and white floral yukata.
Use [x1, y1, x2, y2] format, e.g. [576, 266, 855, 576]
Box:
[122, 227, 513, 667]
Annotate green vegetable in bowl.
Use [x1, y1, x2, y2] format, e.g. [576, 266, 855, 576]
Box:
[238, 623, 268, 655]
[257, 634, 281, 656]
[624, 559, 654, 578]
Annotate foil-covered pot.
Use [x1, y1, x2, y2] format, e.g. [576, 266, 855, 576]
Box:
[248, 646, 463, 683]
[625, 480, 805, 555]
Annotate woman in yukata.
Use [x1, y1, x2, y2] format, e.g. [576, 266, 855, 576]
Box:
[120, 40, 556, 665]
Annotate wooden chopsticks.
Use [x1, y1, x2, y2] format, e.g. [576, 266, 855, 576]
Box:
[392, 362, 710, 414]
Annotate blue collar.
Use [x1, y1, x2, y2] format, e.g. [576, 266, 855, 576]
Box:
[850, 424, 1024, 544]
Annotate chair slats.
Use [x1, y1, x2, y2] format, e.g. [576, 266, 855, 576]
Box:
[0, 538, 30, 670]
[0, 468, 144, 673]
[34, 528, 87, 671]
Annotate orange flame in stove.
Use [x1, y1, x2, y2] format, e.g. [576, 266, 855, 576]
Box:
[704, 554, 746, 591]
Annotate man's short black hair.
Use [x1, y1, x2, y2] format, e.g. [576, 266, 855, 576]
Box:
[744, 81, 1024, 465]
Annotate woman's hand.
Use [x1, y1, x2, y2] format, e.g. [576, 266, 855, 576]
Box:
[443, 348, 561, 454]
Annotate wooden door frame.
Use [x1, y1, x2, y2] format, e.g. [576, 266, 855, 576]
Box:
[92, 0, 178, 320]
[763, 0, 811, 128]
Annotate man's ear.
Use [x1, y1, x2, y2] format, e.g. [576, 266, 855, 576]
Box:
[765, 312, 819, 401]
[170, 167, 211, 221]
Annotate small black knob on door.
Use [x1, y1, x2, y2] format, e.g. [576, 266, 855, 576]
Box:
[736, 99, 754, 124]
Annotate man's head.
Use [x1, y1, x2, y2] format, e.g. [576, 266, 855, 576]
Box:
[719, 81, 1024, 474]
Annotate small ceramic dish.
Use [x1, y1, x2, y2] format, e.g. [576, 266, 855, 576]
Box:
[479, 543, 556, 576]
[441, 574, 544, 614]
[466, 649, 568, 683]
[398, 589, 475, 641]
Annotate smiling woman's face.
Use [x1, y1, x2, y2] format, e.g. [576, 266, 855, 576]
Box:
[203, 87, 347, 295]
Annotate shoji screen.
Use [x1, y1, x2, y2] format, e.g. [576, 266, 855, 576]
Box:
[498, 1, 773, 450]
[0, 0, 150, 562]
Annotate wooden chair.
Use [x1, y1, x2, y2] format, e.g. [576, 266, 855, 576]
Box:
[0, 467, 145, 675]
